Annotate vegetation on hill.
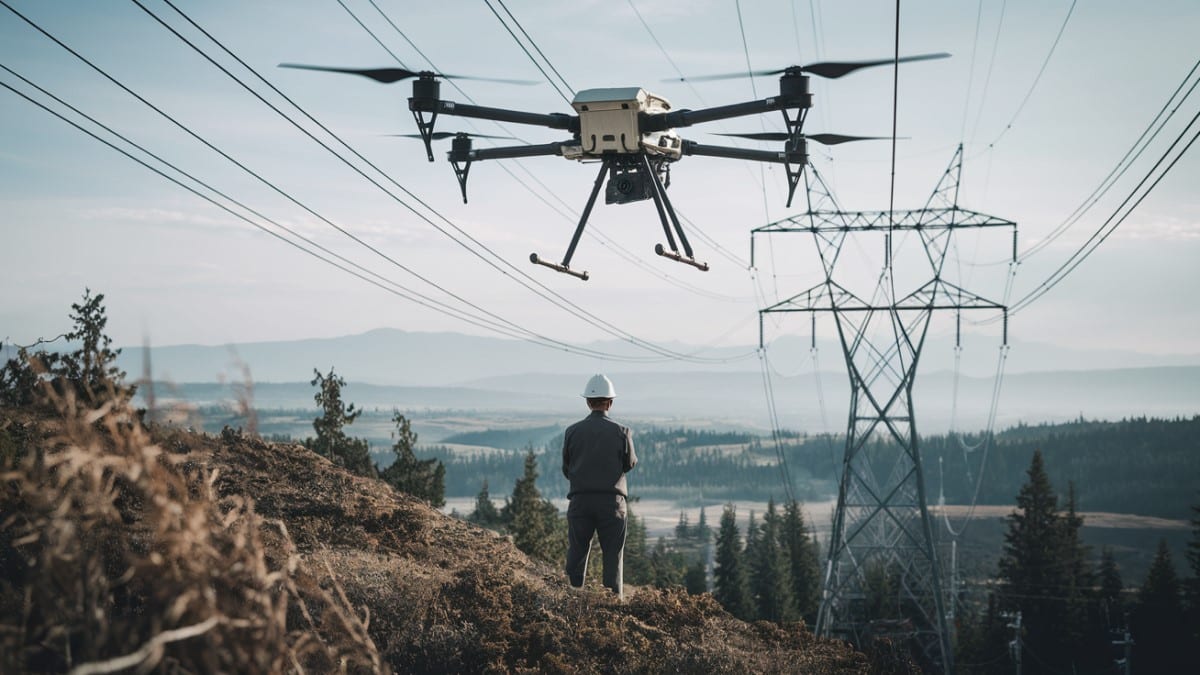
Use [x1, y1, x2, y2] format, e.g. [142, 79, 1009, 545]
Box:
[0, 291, 878, 673]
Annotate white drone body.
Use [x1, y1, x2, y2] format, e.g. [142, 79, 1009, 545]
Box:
[563, 87, 682, 161]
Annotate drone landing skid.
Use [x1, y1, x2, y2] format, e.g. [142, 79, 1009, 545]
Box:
[529, 155, 708, 281]
[655, 244, 709, 271]
[529, 253, 588, 281]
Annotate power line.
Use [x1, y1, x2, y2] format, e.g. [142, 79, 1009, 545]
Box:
[1017, 58, 1200, 262]
[0, 65, 663, 361]
[481, 0, 572, 104]
[977, 0, 1077, 152]
[1010, 106, 1200, 314]
[142, 0, 750, 365]
[967, 0, 1008, 145]
[0, 78, 558, 346]
[363, 0, 749, 301]
[0, 2, 669, 360]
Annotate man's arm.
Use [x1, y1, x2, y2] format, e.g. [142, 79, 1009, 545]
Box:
[623, 427, 637, 473]
[562, 428, 571, 479]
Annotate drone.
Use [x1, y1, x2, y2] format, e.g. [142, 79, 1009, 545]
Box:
[281, 53, 948, 280]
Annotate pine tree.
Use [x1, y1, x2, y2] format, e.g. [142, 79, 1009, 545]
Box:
[782, 499, 821, 622]
[1097, 547, 1124, 625]
[675, 511, 692, 541]
[648, 537, 685, 588]
[684, 559, 708, 595]
[468, 480, 502, 526]
[624, 505, 651, 585]
[379, 411, 445, 507]
[504, 448, 564, 562]
[696, 506, 711, 543]
[1, 289, 131, 406]
[1133, 539, 1193, 674]
[60, 288, 129, 402]
[997, 450, 1072, 671]
[749, 499, 796, 622]
[1059, 482, 1099, 669]
[1187, 500, 1200, 642]
[307, 368, 375, 477]
[714, 503, 753, 621]
[954, 593, 1008, 675]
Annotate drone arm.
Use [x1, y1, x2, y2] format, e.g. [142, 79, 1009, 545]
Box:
[647, 98, 789, 132]
[448, 141, 569, 163]
[682, 141, 808, 208]
[410, 98, 578, 132]
[681, 140, 791, 163]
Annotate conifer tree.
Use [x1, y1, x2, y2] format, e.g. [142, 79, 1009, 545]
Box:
[60, 288, 129, 402]
[468, 480, 502, 526]
[1097, 547, 1124, 624]
[782, 499, 821, 621]
[1134, 539, 1193, 674]
[997, 450, 1072, 670]
[696, 506, 711, 543]
[504, 448, 564, 562]
[624, 506, 651, 585]
[749, 499, 796, 622]
[684, 559, 708, 595]
[308, 368, 375, 477]
[714, 503, 753, 621]
[1187, 500, 1200, 638]
[648, 537, 686, 588]
[1059, 483, 1097, 665]
[380, 411, 445, 507]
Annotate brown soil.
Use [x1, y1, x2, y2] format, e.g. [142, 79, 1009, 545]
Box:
[2, 404, 872, 674]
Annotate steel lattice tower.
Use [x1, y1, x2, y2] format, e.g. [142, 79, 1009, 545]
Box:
[753, 146, 1015, 673]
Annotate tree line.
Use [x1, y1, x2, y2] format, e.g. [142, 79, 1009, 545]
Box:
[460, 456, 825, 626]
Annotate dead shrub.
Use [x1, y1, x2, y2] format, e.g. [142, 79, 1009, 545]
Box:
[0, 385, 386, 674]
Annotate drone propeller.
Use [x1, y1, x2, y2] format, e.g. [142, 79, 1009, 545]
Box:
[674, 52, 950, 82]
[714, 132, 905, 145]
[278, 63, 539, 85]
[388, 132, 515, 140]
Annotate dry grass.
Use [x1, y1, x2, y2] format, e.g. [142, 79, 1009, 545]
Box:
[0, 386, 382, 674]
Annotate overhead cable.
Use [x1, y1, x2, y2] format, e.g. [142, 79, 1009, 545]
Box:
[143, 0, 750, 364]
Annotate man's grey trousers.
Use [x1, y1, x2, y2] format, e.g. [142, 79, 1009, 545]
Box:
[565, 493, 627, 597]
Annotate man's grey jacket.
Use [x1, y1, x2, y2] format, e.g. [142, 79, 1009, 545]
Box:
[561, 410, 637, 498]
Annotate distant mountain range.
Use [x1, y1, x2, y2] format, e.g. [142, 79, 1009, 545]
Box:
[110, 327, 1200, 386]
[108, 328, 1200, 433]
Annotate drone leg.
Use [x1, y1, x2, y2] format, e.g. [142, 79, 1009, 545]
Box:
[449, 135, 474, 204]
[643, 156, 708, 272]
[642, 156, 680, 254]
[411, 109, 439, 162]
[529, 158, 609, 281]
[781, 106, 808, 148]
[783, 159, 805, 208]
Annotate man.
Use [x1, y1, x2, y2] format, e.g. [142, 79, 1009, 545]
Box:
[561, 373, 637, 599]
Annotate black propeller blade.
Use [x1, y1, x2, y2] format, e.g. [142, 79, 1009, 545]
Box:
[388, 132, 515, 140]
[279, 63, 538, 85]
[673, 52, 950, 82]
[715, 132, 905, 145]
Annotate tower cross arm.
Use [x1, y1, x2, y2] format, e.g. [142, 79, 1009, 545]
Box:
[753, 207, 1015, 234]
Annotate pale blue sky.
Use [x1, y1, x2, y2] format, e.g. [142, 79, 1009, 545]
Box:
[2, 0, 1198, 367]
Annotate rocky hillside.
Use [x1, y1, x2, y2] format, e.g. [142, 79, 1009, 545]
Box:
[0, 397, 878, 674]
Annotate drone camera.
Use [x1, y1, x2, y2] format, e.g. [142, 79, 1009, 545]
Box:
[605, 166, 654, 205]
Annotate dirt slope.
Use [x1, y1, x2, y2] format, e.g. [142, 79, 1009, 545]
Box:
[2, 404, 871, 673]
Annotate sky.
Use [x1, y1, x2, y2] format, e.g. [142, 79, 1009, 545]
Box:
[2, 0, 1198, 376]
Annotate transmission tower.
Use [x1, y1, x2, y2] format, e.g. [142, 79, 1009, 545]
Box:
[753, 146, 1015, 673]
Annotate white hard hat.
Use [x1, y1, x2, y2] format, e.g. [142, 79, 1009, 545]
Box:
[581, 373, 616, 398]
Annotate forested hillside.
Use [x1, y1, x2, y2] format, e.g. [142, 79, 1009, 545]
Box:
[420, 417, 1199, 520]
[932, 416, 1200, 519]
